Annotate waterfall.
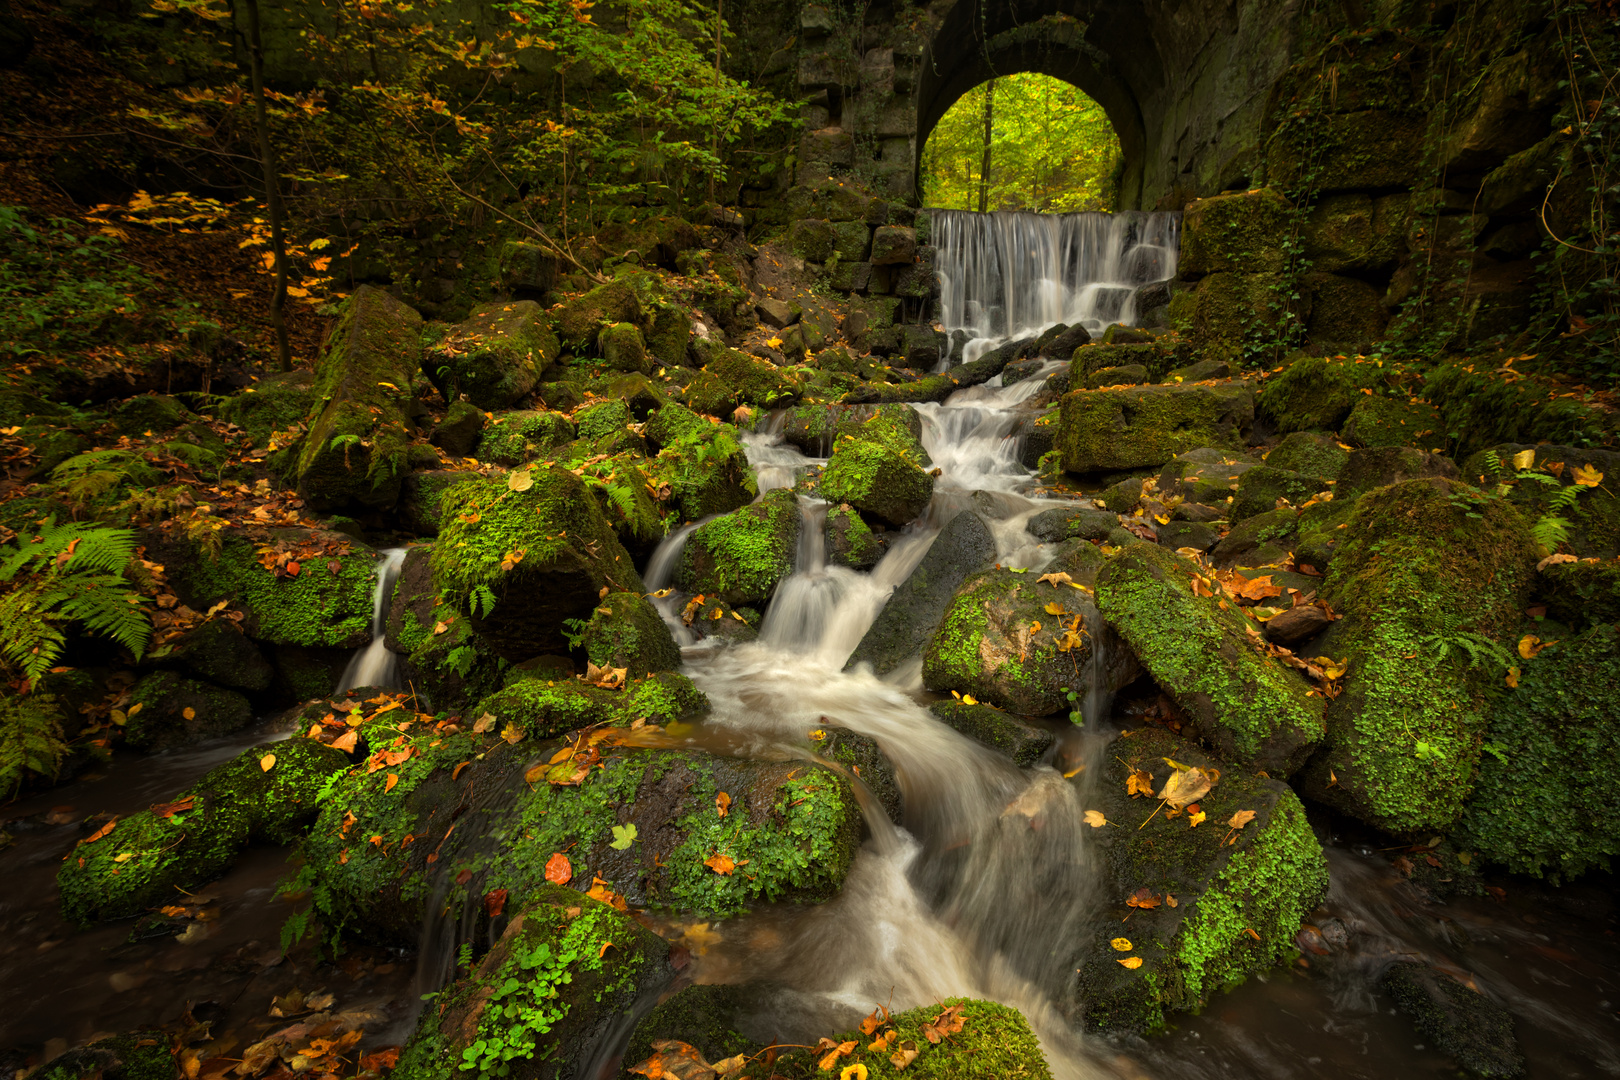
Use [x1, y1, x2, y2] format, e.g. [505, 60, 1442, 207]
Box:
[932, 209, 1180, 361]
[336, 547, 407, 693]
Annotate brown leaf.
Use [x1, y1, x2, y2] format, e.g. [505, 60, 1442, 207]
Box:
[1118, 956, 1144, 969]
[484, 889, 508, 919]
[859, 1005, 889, 1035]
[703, 852, 736, 876]
[1228, 809, 1256, 830]
[151, 796, 196, 819]
[330, 729, 359, 753]
[890, 1041, 920, 1070]
[715, 791, 731, 818]
[1157, 766, 1214, 808]
[1126, 887, 1162, 910]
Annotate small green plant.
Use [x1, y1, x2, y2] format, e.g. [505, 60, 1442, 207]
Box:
[0, 518, 151, 684]
[559, 617, 590, 651]
[470, 584, 499, 619]
[0, 692, 68, 796]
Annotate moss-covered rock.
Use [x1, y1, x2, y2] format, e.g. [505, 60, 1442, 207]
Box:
[431, 468, 644, 658]
[1157, 448, 1258, 506]
[163, 529, 379, 649]
[1264, 431, 1349, 478]
[1301, 192, 1408, 274]
[553, 277, 641, 348]
[294, 285, 421, 511]
[1027, 506, 1118, 543]
[1296, 479, 1537, 833]
[429, 401, 485, 457]
[826, 502, 883, 569]
[1254, 354, 1382, 434]
[817, 435, 934, 529]
[394, 886, 671, 1080]
[765, 998, 1052, 1080]
[1177, 188, 1293, 277]
[156, 619, 274, 692]
[780, 401, 923, 458]
[474, 670, 706, 740]
[1459, 444, 1620, 559]
[1303, 272, 1388, 348]
[1537, 559, 1620, 630]
[1379, 962, 1524, 1079]
[217, 371, 316, 447]
[580, 591, 680, 677]
[1077, 728, 1328, 1032]
[923, 569, 1130, 717]
[847, 510, 996, 676]
[643, 402, 755, 523]
[1337, 444, 1460, 498]
[621, 985, 758, 1073]
[398, 468, 480, 536]
[1230, 466, 1334, 521]
[1454, 624, 1620, 880]
[122, 670, 253, 751]
[29, 1031, 175, 1080]
[598, 321, 652, 375]
[58, 737, 348, 924]
[700, 346, 796, 409]
[475, 409, 575, 467]
[1059, 383, 1255, 475]
[1339, 395, 1444, 450]
[1095, 544, 1324, 775]
[929, 700, 1054, 766]
[424, 300, 557, 409]
[674, 488, 800, 605]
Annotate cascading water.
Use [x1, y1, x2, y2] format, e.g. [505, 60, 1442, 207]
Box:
[336, 546, 407, 693]
[932, 209, 1180, 362]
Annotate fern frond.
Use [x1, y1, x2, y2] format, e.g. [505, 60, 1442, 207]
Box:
[0, 692, 67, 796]
[55, 577, 150, 660]
[0, 583, 68, 683]
[1532, 515, 1572, 550]
[471, 584, 498, 619]
[155, 440, 224, 471]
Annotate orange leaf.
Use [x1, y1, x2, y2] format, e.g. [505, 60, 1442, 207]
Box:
[1125, 887, 1161, 910]
[384, 773, 399, 793]
[545, 852, 573, 885]
[331, 729, 358, 753]
[716, 791, 731, 817]
[484, 889, 507, 918]
[703, 852, 736, 875]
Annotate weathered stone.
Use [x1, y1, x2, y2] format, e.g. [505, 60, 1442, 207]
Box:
[755, 297, 797, 328]
[1177, 189, 1293, 277]
[1028, 506, 1118, 543]
[429, 400, 484, 457]
[870, 225, 916, 265]
[498, 240, 560, 294]
[598, 321, 652, 375]
[675, 489, 799, 606]
[1380, 962, 1525, 1079]
[1304, 272, 1388, 347]
[1060, 383, 1255, 474]
[929, 701, 1054, 766]
[1164, 359, 1230, 382]
[1087, 364, 1149, 388]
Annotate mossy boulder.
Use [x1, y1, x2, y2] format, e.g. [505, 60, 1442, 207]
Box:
[1071, 341, 1169, 382]
[847, 510, 996, 676]
[156, 619, 274, 692]
[29, 1031, 176, 1080]
[553, 277, 642, 347]
[218, 371, 315, 447]
[788, 218, 838, 262]
[780, 401, 923, 457]
[1027, 506, 1118, 543]
[1176, 272, 1303, 365]
[397, 469, 480, 536]
[424, 300, 557, 409]
[1379, 962, 1524, 1080]
[929, 700, 1054, 766]
[923, 569, 1132, 716]
[395, 886, 672, 1080]
[764, 998, 1052, 1080]
[303, 735, 863, 940]
[1454, 624, 1620, 880]
[1301, 192, 1408, 274]
[1337, 445, 1460, 497]
[1264, 431, 1349, 479]
[1340, 395, 1444, 450]
[826, 502, 883, 569]
[1254, 354, 1381, 434]
[674, 489, 799, 605]
[817, 437, 934, 529]
[622, 985, 758, 1073]
[1230, 466, 1333, 521]
[1537, 559, 1620, 630]
[1157, 447, 1259, 506]
[57, 738, 348, 924]
[643, 402, 755, 523]
[161, 528, 379, 649]
[294, 285, 422, 511]
[700, 346, 796, 409]
[474, 671, 707, 740]
[599, 321, 652, 374]
[122, 671, 253, 751]
[1295, 479, 1538, 833]
[431, 468, 644, 658]
[1095, 544, 1324, 775]
[429, 400, 485, 457]
[1460, 444, 1620, 559]
[1077, 728, 1329, 1032]
[1059, 383, 1255, 475]
[580, 591, 681, 677]
[1177, 188, 1293, 277]
[475, 409, 575, 467]
[1303, 272, 1389, 348]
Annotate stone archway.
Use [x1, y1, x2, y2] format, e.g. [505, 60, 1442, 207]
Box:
[792, 0, 1305, 209]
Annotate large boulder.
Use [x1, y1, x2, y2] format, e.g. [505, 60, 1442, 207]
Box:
[1295, 480, 1538, 833]
[1254, 354, 1381, 434]
[157, 619, 274, 693]
[643, 402, 755, 523]
[431, 468, 645, 658]
[217, 370, 316, 447]
[1077, 728, 1329, 1032]
[579, 590, 681, 677]
[1230, 466, 1334, 520]
[816, 436, 934, 528]
[294, 286, 422, 511]
[1177, 189, 1293, 277]
[1095, 544, 1324, 775]
[1455, 624, 1620, 880]
[475, 409, 575, 467]
[929, 700, 1054, 766]
[845, 510, 996, 676]
[123, 671, 254, 751]
[674, 488, 800, 606]
[1059, 383, 1254, 474]
[1460, 443, 1620, 558]
[923, 568, 1135, 716]
[424, 300, 557, 409]
[57, 738, 349, 924]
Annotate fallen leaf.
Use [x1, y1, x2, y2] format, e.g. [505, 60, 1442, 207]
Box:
[921, 1003, 966, 1044]
[501, 721, 525, 744]
[384, 773, 399, 793]
[545, 852, 573, 885]
[507, 469, 534, 492]
[1506, 666, 1521, 688]
[1118, 956, 1144, 969]
[703, 852, 736, 875]
[610, 823, 637, 850]
[472, 713, 496, 734]
[1518, 634, 1554, 659]
[1229, 809, 1256, 829]
[331, 729, 358, 753]
[259, 753, 276, 772]
[1572, 463, 1604, 487]
[1125, 769, 1154, 797]
[1126, 888, 1161, 910]
[182, 706, 196, 720]
[1188, 809, 1207, 828]
[484, 889, 507, 918]
[890, 1041, 919, 1069]
[1511, 449, 1537, 470]
[840, 1064, 869, 1080]
[1083, 810, 1108, 827]
[1157, 766, 1214, 808]
[1166, 894, 1179, 908]
[716, 792, 731, 817]
[1538, 552, 1578, 571]
[1111, 937, 1133, 951]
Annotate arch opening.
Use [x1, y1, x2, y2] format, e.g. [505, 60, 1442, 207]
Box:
[919, 73, 1123, 213]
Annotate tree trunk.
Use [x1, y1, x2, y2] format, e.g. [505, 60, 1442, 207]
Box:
[977, 79, 995, 213]
[241, 0, 291, 372]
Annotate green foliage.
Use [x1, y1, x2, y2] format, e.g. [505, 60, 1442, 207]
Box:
[0, 693, 68, 797]
[0, 518, 150, 683]
[921, 74, 1121, 212]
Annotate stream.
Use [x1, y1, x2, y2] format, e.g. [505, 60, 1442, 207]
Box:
[3, 210, 1618, 1079]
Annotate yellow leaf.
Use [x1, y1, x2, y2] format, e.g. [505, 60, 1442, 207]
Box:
[1118, 956, 1144, 969]
[1505, 666, 1520, 688]
[1083, 810, 1108, 827]
[765, 336, 783, 349]
[1518, 634, 1552, 659]
[384, 773, 399, 793]
[501, 721, 525, 744]
[1029, 621, 1041, 634]
[1044, 602, 1065, 616]
[1228, 809, 1256, 830]
[114, 852, 134, 863]
[182, 706, 196, 720]
[1573, 463, 1604, 487]
[1511, 449, 1536, 470]
[1157, 766, 1214, 808]
[1188, 810, 1207, 827]
[961, 694, 977, 706]
[840, 1066, 869, 1080]
[508, 469, 534, 492]
[1125, 770, 1154, 798]
[259, 753, 276, 772]
[1110, 937, 1133, 951]
[1037, 571, 1074, 587]
[473, 713, 497, 733]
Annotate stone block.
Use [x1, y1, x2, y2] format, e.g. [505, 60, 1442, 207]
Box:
[788, 218, 838, 263]
[1059, 382, 1256, 474]
[1178, 188, 1292, 278]
[871, 225, 916, 266]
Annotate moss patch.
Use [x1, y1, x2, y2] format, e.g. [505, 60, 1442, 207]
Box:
[425, 300, 557, 409]
[674, 488, 799, 605]
[1060, 383, 1255, 475]
[174, 531, 378, 649]
[767, 998, 1052, 1080]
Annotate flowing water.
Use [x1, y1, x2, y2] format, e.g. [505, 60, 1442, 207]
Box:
[337, 547, 408, 694]
[932, 210, 1180, 363]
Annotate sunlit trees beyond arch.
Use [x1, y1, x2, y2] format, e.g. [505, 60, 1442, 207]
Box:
[921, 73, 1122, 213]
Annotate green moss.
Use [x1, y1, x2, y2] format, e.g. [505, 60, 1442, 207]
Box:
[1060, 383, 1255, 474]
[1079, 728, 1328, 1032]
[768, 998, 1051, 1080]
[1254, 355, 1381, 434]
[1095, 544, 1324, 774]
[643, 403, 756, 523]
[33, 1031, 176, 1080]
[598, 321, 651, 374]
[928, 700, 1054, 765]
[1230, 466, 1334, 521]
[554, 277, 641, 347]
[622, 985, 758, 1070]
[675, 488, 799, 605]
[1455, 624, 1620, 880]
[1538, 560, 1620, 630]
[58, 738, 348, 925]
[703, 347, 795, 409]
[581, 591, 680, 676]
[123, 670, 253, 750]
[1177, 189, 1293, 277]
[1296, 479, 1537, 832]
[424, 300, 557, 409]
[1339, 395, 1444, 450]
[217, 372, 316, 446]
[816, 437, 934, 529]
[1422, 363, 1609, 461]
[179, 533, 377, 648]
[403, 605, 509, 713]
[826, 502, 883, 569]
[1264, 431, 1349, 479]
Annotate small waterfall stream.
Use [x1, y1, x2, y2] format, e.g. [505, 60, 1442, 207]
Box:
[336, 547, 407, 693]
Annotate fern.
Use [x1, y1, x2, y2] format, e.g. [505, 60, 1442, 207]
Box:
[1531, 515, 1573, 550]
[0, 692, 67, 796]
[0, 519, 150, 682]
[470, 584, 498, 619]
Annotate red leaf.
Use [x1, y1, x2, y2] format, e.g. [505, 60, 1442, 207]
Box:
[545, 852, 573, 885]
